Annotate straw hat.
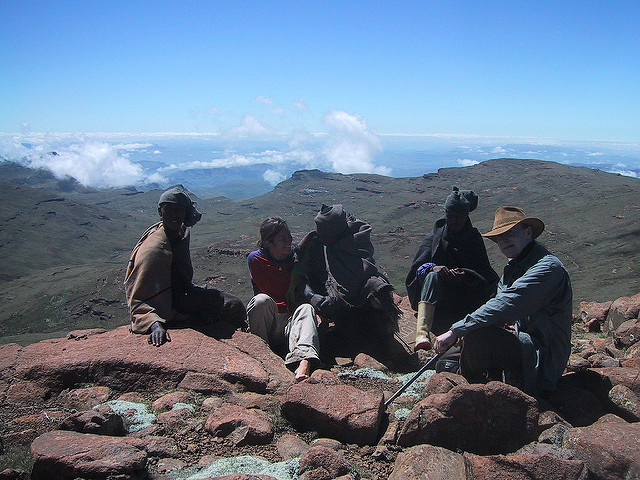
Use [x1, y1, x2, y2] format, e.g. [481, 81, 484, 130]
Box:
[482, 206, 544, 240]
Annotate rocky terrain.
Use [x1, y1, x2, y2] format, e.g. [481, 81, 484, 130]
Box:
[1, 158, 639, 478]
[0, 291, 639, 479]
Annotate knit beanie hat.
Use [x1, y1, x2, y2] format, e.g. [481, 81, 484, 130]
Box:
[444, 186, 478, 214]
[158, 185, 202, 227]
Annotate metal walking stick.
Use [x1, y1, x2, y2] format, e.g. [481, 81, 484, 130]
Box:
[384, 352, 442, 408]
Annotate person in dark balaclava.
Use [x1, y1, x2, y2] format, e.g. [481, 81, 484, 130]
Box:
[125, 185, 246, 346]
[405, 187, 499, 353]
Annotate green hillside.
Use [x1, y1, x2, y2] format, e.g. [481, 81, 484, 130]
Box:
[1, 158, 639, 345]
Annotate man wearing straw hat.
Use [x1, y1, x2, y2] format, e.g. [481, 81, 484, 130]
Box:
[433, 206, 572, 395]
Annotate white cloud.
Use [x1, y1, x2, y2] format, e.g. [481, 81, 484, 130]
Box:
[608, 168, 638, 178]
[292, 98, 309, 113]
[26, 142, 147, 188]
[255, 96, 285, 115]
[263, 169, 286, 185]
[491, 146, 507, 154]
[321, 110, 390, 175]
[148, 172, 168, 183]
[457, 159, 479, 167]
[158, 149, 321, 172]
[112, 142, 154, 151]
[225, 115, 271, 137]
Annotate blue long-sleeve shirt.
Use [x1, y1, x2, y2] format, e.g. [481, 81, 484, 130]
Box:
[451, 241, 572, 392]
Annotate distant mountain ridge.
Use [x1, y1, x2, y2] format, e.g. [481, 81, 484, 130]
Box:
[0, 158, 639, 345]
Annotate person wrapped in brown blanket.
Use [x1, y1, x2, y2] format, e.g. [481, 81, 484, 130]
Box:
[125, 185, 246, 346]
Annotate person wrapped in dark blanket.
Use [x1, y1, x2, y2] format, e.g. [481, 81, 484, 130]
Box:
[287, 204, 412, 370]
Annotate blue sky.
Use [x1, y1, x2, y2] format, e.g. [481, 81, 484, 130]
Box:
[2, 1, 639, 141]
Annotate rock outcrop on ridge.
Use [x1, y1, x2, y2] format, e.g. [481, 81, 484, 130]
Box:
[0, 292, 639, 479]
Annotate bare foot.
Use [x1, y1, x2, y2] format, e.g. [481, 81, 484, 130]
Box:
[294, 359, 311, 382]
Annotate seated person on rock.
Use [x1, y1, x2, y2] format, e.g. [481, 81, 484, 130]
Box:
[406, 187, 499, 351]
[125, 186, 246, 346]
[292, 204, 407, 368]
[247, 217, 320, 382]
[434, 206, 573, 395]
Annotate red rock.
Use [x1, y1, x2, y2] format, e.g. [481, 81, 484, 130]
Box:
[307, 369, 342, 385]
[622, 341, 640, 368]
[563, 419, 640, 480]
[465, 452, 589, 480]
[388, 444, 466, 480]
[299, 446, 351, 478]
[379, 420, 401, 446]
[566, 354, 590, 372]
[152, 391, 194, 411]
[624, 341, 640, 360]
[281, 380, 384, 446]
[588, 353, 620, 368]
[537, 409, 571, 432]
[66, 328, 107, 340]
[577, 346, 597, 359]
[614, 318, 640, 349]
[5, 381, 49, 404]
[201, 396, 225, 411]
[10, 326, 292, 396]
[0, 343, 21, 382]
[139, 435, 179, 458]
[583, 318, 601, 332]
[605, 293, 640, 332]
[276, 433, 309, 460]
[591, 367, 640, 398]
[156, 407, 194, 426]
[578, 300, 612, 325]
[59, 386, 111, 410]
[178, 372, 232, 394]
[608, 384, 640, 422]
[205, 475, 278, 480]
[590, 337, 623, 358]
[620, 357, 640, 368]
[353, 353, 389, 373]
[310, 438, 343, 450]
[10, 410, 65, 430]
[422, 371, 468, 396]
[118, 392, 145, 403]
[2, 428, 38, 447]
[228, 392, 279, 411]
[0, 468, 26, 479]
[155, 457, 186, 474]
[397, 381, 539, 455]
[30, 430, 147, 480]
[60, 405, 126, 436]
[204, 404, 273, 446]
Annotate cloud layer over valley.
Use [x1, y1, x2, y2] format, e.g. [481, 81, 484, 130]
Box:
[2, 107, 639, 198]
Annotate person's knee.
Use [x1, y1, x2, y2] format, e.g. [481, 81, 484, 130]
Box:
[247, 293, 275, 312]
[295, 303, 315, 317]
[420, 271, 443, 301]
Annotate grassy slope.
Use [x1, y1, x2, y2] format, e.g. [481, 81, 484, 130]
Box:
[1, 159, 638, 344]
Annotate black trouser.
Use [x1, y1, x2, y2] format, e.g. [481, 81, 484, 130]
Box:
[460, 326, 523, 389]
[173, 286, 247, 329]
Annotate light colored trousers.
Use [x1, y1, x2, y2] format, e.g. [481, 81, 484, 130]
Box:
[247, 293, 320, 366]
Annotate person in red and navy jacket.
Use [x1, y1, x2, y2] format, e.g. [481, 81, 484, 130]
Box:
[247, 217, 320, 381]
